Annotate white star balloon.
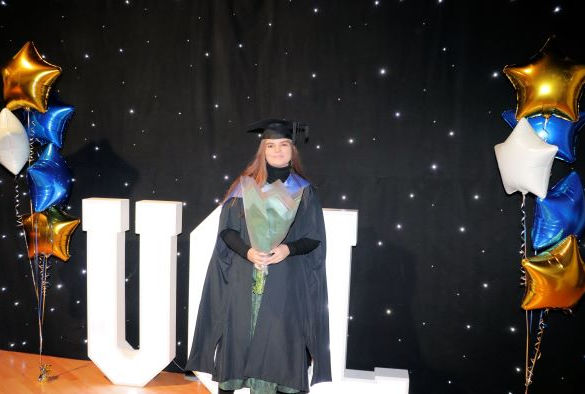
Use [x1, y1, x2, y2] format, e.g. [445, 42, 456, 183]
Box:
[494, 117, 558, 199]
[0, 107, 29, 175]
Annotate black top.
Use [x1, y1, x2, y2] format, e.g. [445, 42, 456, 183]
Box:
[266, 162, 292, 183]
[220, 162, 320, 258]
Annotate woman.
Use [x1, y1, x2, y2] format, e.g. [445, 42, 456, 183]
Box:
[185, 119, 331, 394]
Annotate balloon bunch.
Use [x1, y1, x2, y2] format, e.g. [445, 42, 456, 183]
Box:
[495, 38, 585, 393]
[0, 41, 80, 382]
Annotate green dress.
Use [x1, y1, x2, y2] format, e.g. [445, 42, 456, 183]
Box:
[218, 268, 300, 394]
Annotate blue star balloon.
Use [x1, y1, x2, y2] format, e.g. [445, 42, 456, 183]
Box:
[532, 171, 585, 251]
[27, 104, 74, 148]
[27, 143, 72, 212]
[37, 142, 67, 166]
[502, 110, 585, 163]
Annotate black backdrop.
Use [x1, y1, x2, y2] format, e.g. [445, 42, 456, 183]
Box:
[1, 1, 585, 393]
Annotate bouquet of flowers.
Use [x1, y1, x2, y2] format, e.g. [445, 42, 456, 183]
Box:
[241, 176, 304, 294]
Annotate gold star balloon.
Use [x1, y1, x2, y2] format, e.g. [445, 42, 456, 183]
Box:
[23, 211, 52, 258]
[503, 40, 585, 121]
[2, 41, 62, 113]
[22, 207, 80, 261]
[521, 235, 585, 310]
[45, 206, 80, 261]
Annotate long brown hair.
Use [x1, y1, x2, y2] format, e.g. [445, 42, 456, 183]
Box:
[222, 139, 307, 203]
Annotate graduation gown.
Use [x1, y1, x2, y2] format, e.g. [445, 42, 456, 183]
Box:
[185, 178, 331, 392]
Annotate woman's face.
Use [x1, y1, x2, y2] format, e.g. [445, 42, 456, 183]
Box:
[264, 138, 293, 168]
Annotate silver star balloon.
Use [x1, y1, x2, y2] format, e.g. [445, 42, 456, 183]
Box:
[494, 118, 558, 199]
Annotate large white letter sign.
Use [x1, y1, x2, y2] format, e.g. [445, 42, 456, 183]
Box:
[188, 208, 409, 394]
[82, 198, 182, 387]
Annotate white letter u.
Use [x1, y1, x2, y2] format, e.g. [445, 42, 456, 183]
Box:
[82, 198, 182, 386]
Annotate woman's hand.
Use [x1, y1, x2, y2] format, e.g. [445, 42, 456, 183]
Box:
[247, 248, 270, 265]
[264, 244, 290, 265]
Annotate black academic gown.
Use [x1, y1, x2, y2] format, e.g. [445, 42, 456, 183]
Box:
[185, 183, 331, 392]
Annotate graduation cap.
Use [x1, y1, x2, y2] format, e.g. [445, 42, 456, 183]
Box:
[246, 118, 309, 144]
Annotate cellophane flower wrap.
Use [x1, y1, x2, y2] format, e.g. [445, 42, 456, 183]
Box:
[241, 175, 303, 294]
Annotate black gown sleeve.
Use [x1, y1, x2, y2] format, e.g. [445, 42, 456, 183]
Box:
[294, 185, 331, 385]
[221, 229, 320, 258]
